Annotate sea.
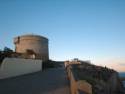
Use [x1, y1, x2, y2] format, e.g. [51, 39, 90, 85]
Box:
[119, 72, 125, 87]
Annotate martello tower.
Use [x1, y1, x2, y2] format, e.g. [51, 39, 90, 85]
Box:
[14, 34, 49, 61]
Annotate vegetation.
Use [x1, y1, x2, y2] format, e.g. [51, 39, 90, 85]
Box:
[0, 47, 13, 64]
[69, 62, 125, 94]
[72, 63, 115, 82]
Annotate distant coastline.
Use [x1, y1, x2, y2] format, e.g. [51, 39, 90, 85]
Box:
[119, 72, 125, 87]
[119, 72, 125, 77]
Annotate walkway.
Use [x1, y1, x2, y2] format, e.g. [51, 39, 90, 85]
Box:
[0, 66, 70, 94]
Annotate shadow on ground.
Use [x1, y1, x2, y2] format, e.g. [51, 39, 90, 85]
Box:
[0, 66, 70, 94]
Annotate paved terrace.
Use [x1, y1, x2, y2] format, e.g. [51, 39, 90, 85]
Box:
[0, 66, 70, 94]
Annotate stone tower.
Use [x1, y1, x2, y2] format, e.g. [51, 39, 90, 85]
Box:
[14, 34, 49, 61]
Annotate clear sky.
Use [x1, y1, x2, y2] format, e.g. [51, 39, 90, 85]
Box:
[0, 0, 125, 72]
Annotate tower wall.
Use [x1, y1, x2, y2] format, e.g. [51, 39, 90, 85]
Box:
[14, 35, 49, 61]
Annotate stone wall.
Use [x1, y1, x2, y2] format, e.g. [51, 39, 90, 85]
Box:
[64, 61, 81, 68]
[0, 58, 42, 79]
[14, 35, 49, 61]
[66, 65, 92, 94]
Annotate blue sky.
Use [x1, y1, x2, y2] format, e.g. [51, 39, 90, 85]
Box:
[0, 0, 125, 71]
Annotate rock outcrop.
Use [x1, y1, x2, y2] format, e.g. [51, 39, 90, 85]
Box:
[66, 61, 125, 94]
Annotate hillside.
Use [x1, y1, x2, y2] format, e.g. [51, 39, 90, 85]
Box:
[67, 61, 125, 94]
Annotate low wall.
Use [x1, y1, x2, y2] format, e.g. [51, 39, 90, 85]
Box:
[77, 80, 92, 94]
[0, 58, 42, 79]
[66, 66, 92, 94]
[64, 61, 81, 68]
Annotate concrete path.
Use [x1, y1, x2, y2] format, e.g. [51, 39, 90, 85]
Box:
[0, 66, 70, 94]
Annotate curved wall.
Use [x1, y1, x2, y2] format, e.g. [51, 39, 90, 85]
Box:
[14, 35, 49, 61]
